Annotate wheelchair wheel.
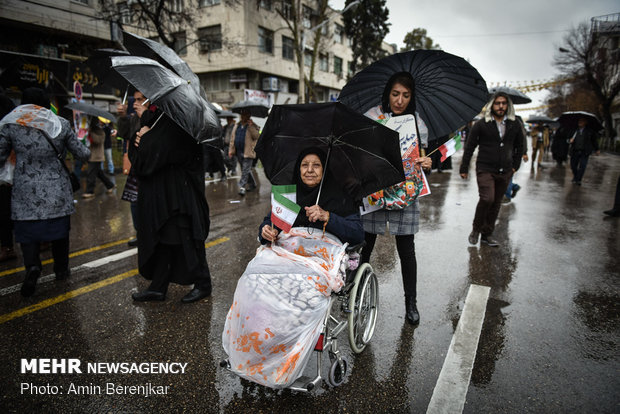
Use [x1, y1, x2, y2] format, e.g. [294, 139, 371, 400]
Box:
[328, 357, 347, 387]
[347, 263, 378, 354]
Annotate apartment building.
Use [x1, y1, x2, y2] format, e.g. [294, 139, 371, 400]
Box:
[153, 1, 355, 107]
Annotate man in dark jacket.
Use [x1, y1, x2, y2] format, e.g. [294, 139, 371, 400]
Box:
[569, 117, 600, 185]
[459, 92, 524, 247]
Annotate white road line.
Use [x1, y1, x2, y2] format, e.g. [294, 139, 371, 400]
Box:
[0, 249, 138, 297]
[426, 284, 491, 414]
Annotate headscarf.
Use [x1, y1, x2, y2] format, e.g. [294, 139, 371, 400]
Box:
[483, 92, 516, 122]
[291, 147, 358, 229]
[0, 104, 62, 138]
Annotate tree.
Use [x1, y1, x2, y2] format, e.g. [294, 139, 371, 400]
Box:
[554, 21, 620, 142]
[97, 0, 248, 51]
[402, 28, 440, 51]
[545, 77, 599, 119]
[342, 0, 390, 76]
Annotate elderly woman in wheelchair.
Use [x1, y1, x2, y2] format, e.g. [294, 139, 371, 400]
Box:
[222, 147, 378, 390]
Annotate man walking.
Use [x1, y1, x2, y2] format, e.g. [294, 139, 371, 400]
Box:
[228, 109, 259, 195]
[569, 116, 600, 185]
[459, 92, 524, 247]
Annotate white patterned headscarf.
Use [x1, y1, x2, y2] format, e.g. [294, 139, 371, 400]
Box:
[0, 104, 62, 138]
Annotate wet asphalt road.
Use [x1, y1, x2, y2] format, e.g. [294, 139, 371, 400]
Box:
[0, 152, 618, 413]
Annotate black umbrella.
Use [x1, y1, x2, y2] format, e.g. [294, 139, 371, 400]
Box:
[217, 110, 237, 118]
[558, 111, 603, 131]
[255, 102, 405, 202]
[338, 50, 488, 141]
[488, 86, 531, 105]
[111, 56, 219, 141]
[231, 100, 270, 118]
[65, 101, 117, 122]
[526, 115, 555, 124]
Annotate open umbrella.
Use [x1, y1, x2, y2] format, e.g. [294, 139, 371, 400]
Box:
[65, 101, 117, 123]
[338, 50, 488, 142]
[558, 111, 603, 131]
[488, 86, 531, 105]
[526, 115, 555, 124]
[85, 49, 134, 103]
[217, 110, 237, 118]
[231, 100, 270, 118]
[255, 102, 405, 202]
[111, 56, 219, 141]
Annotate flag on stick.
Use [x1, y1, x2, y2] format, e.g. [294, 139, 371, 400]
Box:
[438, 134, 462, 162]
[271, 185, 300, 233]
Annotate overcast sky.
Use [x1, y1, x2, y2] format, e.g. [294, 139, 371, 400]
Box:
[332, 0, 619, 117]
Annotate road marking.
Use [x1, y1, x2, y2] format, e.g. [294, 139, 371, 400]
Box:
[0, 236, 230, 323]
[0, 270, 139, 324]
[426, 284, 490, 414]
[0, 238, 134, 278]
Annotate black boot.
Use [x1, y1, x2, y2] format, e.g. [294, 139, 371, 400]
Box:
[405, 296, 420, 326]
[21, 266, 41, 297]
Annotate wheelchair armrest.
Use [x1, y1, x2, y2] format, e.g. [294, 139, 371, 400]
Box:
[346, 241, 366, 254]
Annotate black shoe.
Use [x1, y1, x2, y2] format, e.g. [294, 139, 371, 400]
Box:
[128, 237, 138, 247]
[246, 184, 257, 192]
[405, 296, 420, 326]
[604, 208, 620, 217]
[21, 266, 41, 297]
[481, 235, 500, 247]
[55, 269, 71, 280]
[181, 287, 212, 303]
[132, 290, 166, 302]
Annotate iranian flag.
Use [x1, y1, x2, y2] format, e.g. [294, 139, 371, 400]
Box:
[438, 134, 463, 162]
[271, 185, 301, 233]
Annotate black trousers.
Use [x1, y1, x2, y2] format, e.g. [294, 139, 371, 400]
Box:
[20, 237, 69, 273]
[361, 232, 417, 299]
[147, 243, 212, 294]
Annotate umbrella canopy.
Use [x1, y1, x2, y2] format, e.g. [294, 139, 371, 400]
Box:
[65, 101, 116, 122]
[231, 100, 270, 118]
[526, 114, 555, 124]
[255, 102, 405, 202]
[488, 86, 531, 105]
[111, 56, 219, 141]
[338, 50, 488, 141]
[217, 110, 237, 118]
[558, 111, 603, 131]
[122, 31, 221, 114]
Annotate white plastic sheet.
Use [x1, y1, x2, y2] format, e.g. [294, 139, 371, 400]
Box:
[222, 228, 347, 388]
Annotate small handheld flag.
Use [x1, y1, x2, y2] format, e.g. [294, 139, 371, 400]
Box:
[438, 134, 462, 162]
[271, 185, 300, 233]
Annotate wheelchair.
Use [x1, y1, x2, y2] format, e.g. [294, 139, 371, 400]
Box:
[220, 242, 378, 392]
[286, 242, 379, 392]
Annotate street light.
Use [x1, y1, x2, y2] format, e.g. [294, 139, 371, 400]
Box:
[298, 0, 360, 103]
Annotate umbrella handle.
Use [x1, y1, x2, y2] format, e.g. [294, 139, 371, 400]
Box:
[315, 145, 331, 205]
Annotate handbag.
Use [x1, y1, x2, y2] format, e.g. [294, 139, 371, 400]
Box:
[41, 131, 81, 192]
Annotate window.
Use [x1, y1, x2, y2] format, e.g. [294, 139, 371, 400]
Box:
[199, 0, 220, 5]
[348, 61, 355, 77]
[334, 56, 343, 76]
[198, 25, 222, 52]
[173, 31, 187, 56]
[334, 23, 344, 44]
[282, 36, 294, 60]
[260, 0, 272, 11]
[258, 27, 274, 54]
[117, 2, 131, 24]
[304, 50, 312, 67]
[280, 0, 292, 19]
[302, 5, 313, 29]
[319, 53, 328, 71]
[171, 0, 184, 12]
